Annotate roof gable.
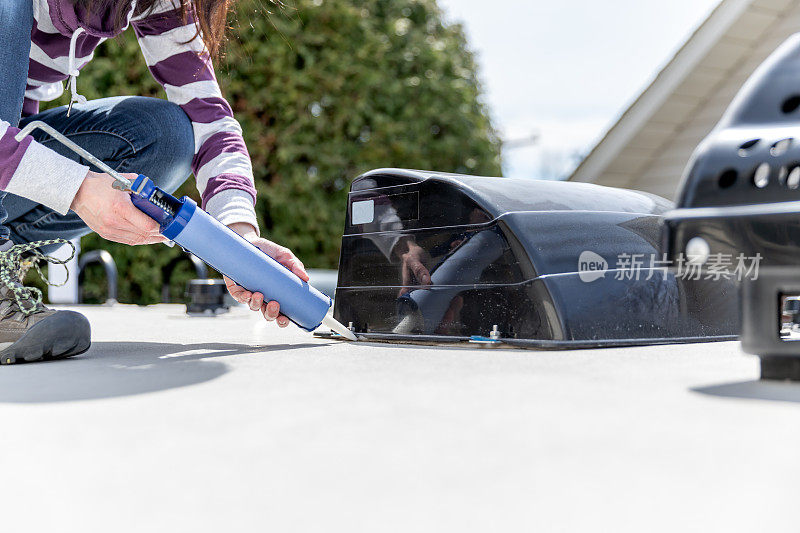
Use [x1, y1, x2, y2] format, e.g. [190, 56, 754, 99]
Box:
[569, 0, 800, 199]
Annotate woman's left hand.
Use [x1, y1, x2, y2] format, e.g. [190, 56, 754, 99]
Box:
[225, 222, 309, 327]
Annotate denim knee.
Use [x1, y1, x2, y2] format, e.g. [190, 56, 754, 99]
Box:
[112, 97, 195, 193]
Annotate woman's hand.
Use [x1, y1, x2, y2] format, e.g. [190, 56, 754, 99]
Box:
[70, 171, 165, 245]
[396, 239, 432, 297]
[225, 222, 309, 328]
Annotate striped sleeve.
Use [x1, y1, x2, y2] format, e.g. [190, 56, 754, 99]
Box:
[132, 3, 259, 231]
[0, 121, 89, 215]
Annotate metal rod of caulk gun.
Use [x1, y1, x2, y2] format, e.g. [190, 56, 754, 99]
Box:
[15, 121, 134, 192]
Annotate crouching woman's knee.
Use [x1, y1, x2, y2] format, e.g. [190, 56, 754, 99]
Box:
[152, 100, 194, 193]
[128, 98, 195, 194]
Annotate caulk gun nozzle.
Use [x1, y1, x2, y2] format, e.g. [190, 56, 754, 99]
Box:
[322, 314, 358, 341]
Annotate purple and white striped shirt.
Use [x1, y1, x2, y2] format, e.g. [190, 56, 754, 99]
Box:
[0, 0, 258, 229]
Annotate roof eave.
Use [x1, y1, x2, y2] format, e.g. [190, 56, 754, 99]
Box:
[568, 0, 752, 183]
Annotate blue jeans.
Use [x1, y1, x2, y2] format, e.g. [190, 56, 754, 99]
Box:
[0, 0, 194, 247]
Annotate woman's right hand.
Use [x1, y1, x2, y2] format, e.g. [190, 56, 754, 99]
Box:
[70, 171, 166, 245]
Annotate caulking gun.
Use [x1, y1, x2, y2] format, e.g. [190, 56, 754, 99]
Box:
[15, 121, 357, 341]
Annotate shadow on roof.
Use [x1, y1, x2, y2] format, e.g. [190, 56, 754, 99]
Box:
[692, 380, 800, 403]
[0, 340, 326, 403]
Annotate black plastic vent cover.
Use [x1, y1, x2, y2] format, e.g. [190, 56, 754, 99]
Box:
[333, 169, 738, 349]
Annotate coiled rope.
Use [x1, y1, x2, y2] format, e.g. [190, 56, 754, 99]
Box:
[0, 239, 75, 315]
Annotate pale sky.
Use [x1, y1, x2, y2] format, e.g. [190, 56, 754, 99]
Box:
[436, 0, 722, 179]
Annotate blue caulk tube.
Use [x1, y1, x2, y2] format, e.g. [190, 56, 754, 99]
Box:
[129, 174, 356, 340]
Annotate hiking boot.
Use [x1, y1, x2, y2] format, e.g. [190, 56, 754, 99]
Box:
[0, 240, 91, 364]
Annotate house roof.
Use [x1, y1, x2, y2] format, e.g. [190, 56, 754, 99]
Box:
[0, 303, 794, 530]
[569, 0, 800, 199]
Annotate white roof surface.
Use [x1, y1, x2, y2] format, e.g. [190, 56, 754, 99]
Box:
[1, 304, 797, 532]
[570, 0, 800, 199]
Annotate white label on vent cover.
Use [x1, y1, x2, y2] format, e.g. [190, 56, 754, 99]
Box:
[351, 199, 375, 225]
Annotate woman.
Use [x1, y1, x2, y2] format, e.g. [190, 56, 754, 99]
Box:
[0, 0, 308, 363]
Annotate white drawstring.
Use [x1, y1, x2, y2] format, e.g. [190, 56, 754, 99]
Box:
[67, 27, 87, 116]
[66, 0, 138, 116]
